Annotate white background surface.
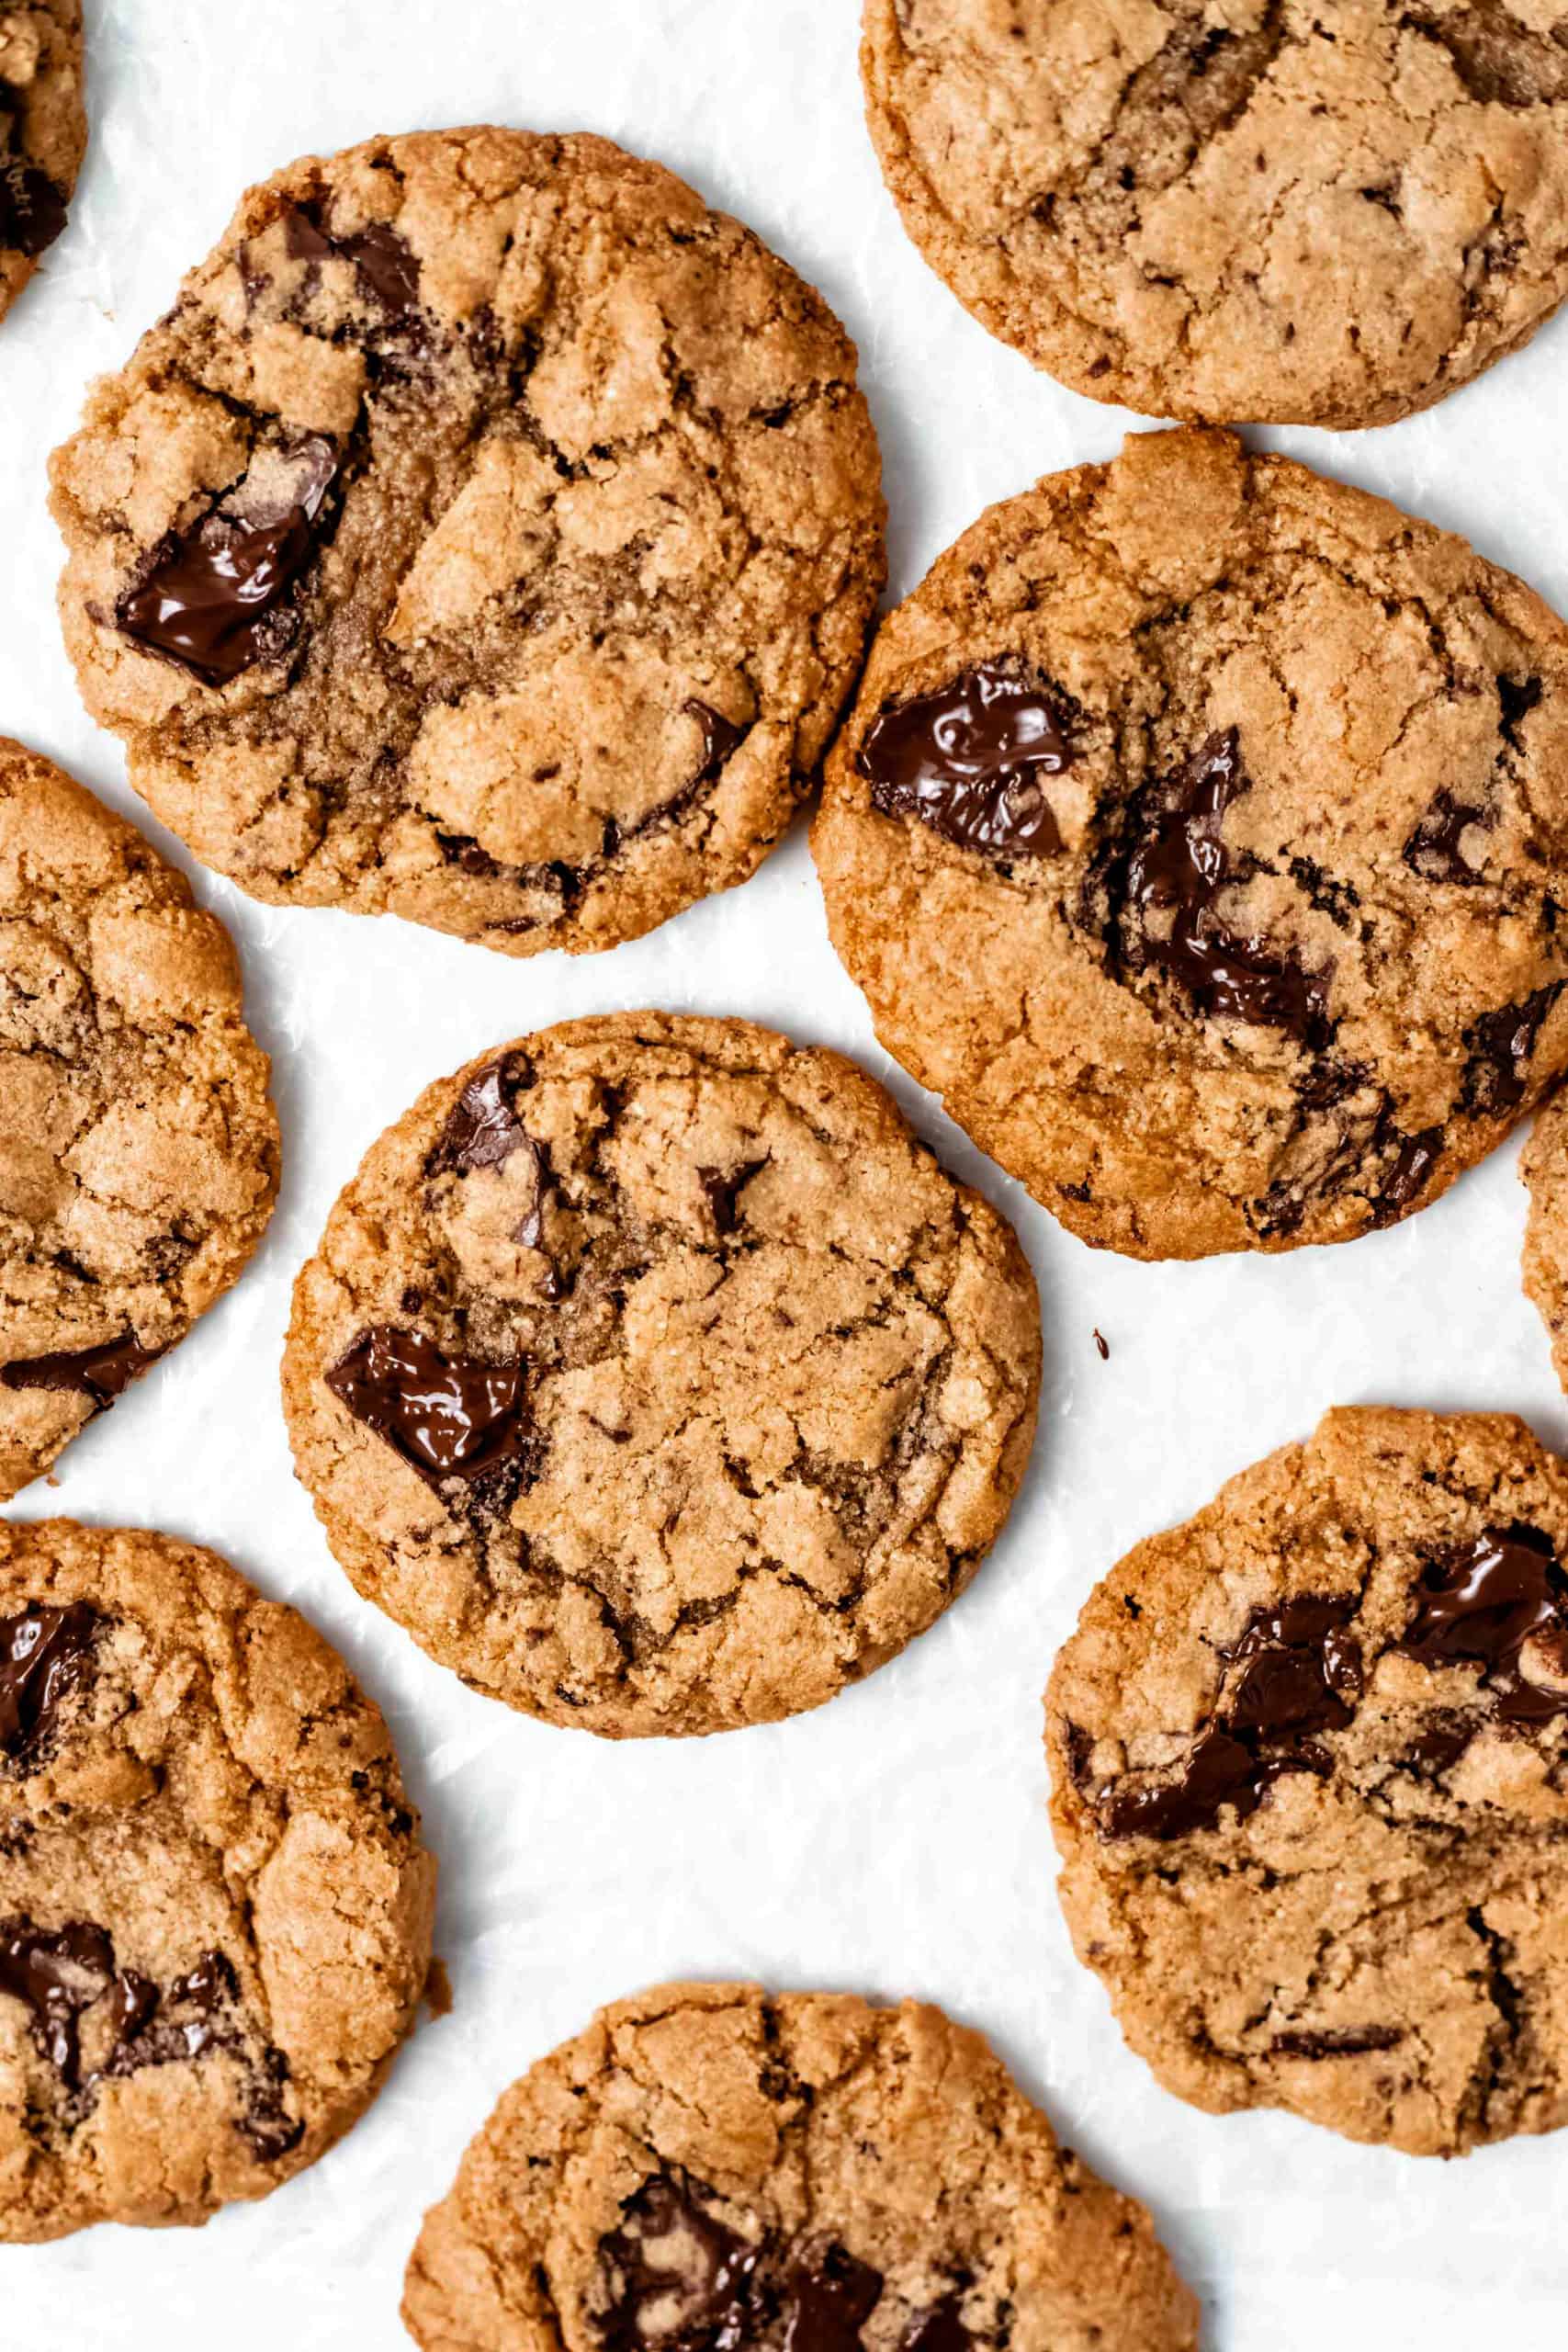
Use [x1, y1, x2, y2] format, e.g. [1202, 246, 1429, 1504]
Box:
[4, 1, 1568, 2342]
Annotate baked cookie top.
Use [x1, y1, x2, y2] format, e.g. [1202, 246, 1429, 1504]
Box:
[0, 3, 85, 325]
[49, 125, 886, 958]
[812, 427, 1568, 1261]
[1047, 1407, 1568, 2157]
[0, 1519, 435, 2238]
[0, 739, 279, 1500]
[281, 1013, 1041, 1737]
[862, 0, 1568, 429]
[402, 1982, 1199, 2352]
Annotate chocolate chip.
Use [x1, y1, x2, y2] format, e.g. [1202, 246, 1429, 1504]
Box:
[856, 659, 1071, 858]
[1400, 1524, 1568, 1724]
[2, 1337, 164, 1410]
[1093, 1592, 1360, 1839]
[596, 2170, 760, 2352]
[1368, 1125, 1443, 1228]
[240, 2045, 304, 2161]
[698, 1159, 767, 1236]
[0, 1600, 99, 1766]
[324, 1326, 525, 1487]
[781, 2242, 884, 2352]
[1404, 789, 1492, 885]
[1460, 985, 1562, 1115]
[432, 1059, 535, 1174]
[684, 700, 747, 791]
[1270, 2025, 1404, 2059]
[0, 152, 68, 257]
[1111, 729, 1332, 1042]
[281, 202, 422, 317]
[0, 1920, 115, 2087]
[1498, 673, 1542, 748]
[118, 435, 339, 684]
[902, 2298, 973, 2352]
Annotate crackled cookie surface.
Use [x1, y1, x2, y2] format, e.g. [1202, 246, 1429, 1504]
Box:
[0, 3, 85, 324]
[282, 1014, 1040, 1737]
[0, 1520, 435, 2238]
[1520, 1092, 1568, 1391]
[50, 126, 885, 957]
[0, 739, 279, 1500]
[403, 1982, 1198, 2352]
[1047, 1408, 1568, 2156]
[813, 427, 1568, 1261]
[863, 0, 1568, 428]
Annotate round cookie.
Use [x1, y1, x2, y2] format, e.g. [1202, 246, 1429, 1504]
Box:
[862, 0, 1568, 430]
[282, 1013, 1041, 1737]
[0, 739, 279, 1500]
[0, 3, 85, 326]
[1046, 1406, 1568, 2158]
[49, 126, 886, 958]
[403, 1981, 1199, 2352]
[0, 1518, 436, 2238]
[813, 427, 1568, 1261]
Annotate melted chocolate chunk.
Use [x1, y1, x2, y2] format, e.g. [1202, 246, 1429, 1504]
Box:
[1114, 730, 1331, 1041]
[684, 701, 747, 791]
[597, 2170, 759, 2352]
[1271, 2024, 1404, 2060]
[118, 435, 339, 684]
[282, 202, 422, 316]
[1404, 790, 1491, 885]
[433, 1060, 534, 1174]
[0, 1921, 114, 2087]
[1498, 673, 1542, 748]
[1369, 1126, 1443, 1229]
[698, 1159, 767, 1236]
[1095, 1592, 1361, 1840]
[2, 1336, 164, 1409]
[782, 2243, 884, 2352]
[1402, 1713, 1475, 1774]
[1461, 986, 1562, 1115]
[902, 2298, 972, 2352]
[0, 1600, 99, 1765]
[240, 2046, 305, 2161]
[856, 660, 1071, 858]
[1401, 1524, 1568, 1724]
[325, 1326, 525, 1487]
[0, 150, 68, 257]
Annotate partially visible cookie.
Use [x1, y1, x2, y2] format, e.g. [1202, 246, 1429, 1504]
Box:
[0, 740, 279, 1500]
[0, 3, 84, 324]
[0, 1519, 436, 2238]
[49, 126, 886, 957]
[402, 1981, 1199, 2352]
[1521, 1091, 1568, 1389]
[1047, 1407, 1568, 2157]
[862, 0, 1568, 429]
[813, 427, 1568, 1261]
[282, 1013, 1041, 1737]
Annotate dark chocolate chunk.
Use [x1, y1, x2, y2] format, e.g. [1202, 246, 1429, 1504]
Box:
[1271, 2024, 1404, 2059]
[856, 659, 1071, 858]
[596, 2170, 759, 2352]
[1498, 673, 1542, 748]
[1114, 729, 1331, 1042]
[698, 1159, 767, 1236]
[1460, 986, 1562, 1115]
[282, 202, 421, 317]
[0, 152, 68, 258]
[684, 700, 747, 791]
[239, 2045, 304, 2161]
[1404, 790, 1491, 885]
[324, 1326, 525, 1487]
[118, 435, 339, 684]
[0, 1920, 115, 2087]
[1401, 1713, 1475, 1774]
[1401, 1523, 1568, 1724]
[902, 2298, 973, 2352]
[0, 1600, 99, 1765]
[782, 2242, 884, 2352]
[2, 1336, 164, 1410]
[433, 1059, 534, 1174]
[1093, 1329, 1110, 1361]
[1369, 1125, 1443, 1228]
[1223, 1595, 1362, 1736]
[1095, 1729, 1266, 1840]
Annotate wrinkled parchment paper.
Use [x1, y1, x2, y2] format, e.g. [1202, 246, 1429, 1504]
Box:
[5, 2, 1568, 2341]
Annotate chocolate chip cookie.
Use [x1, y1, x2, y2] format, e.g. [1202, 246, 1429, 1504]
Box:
[1047, 1406, 1568, 2157]
[863, 0, 1568, 429]
[1, 739, 279, 1500]
[0, 1518, 436, 2238]
[1520, 1091, 1568, 1390]
[49, 126, 886, 957]
[403, 1981, 1199, 2352]
[281, 1013, 1040, 1737]
[813, 427, 1568, 1260]
[0, 4, 85, 325]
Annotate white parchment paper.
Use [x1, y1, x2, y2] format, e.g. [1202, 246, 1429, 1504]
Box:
[5, 2, 1568, 2341]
